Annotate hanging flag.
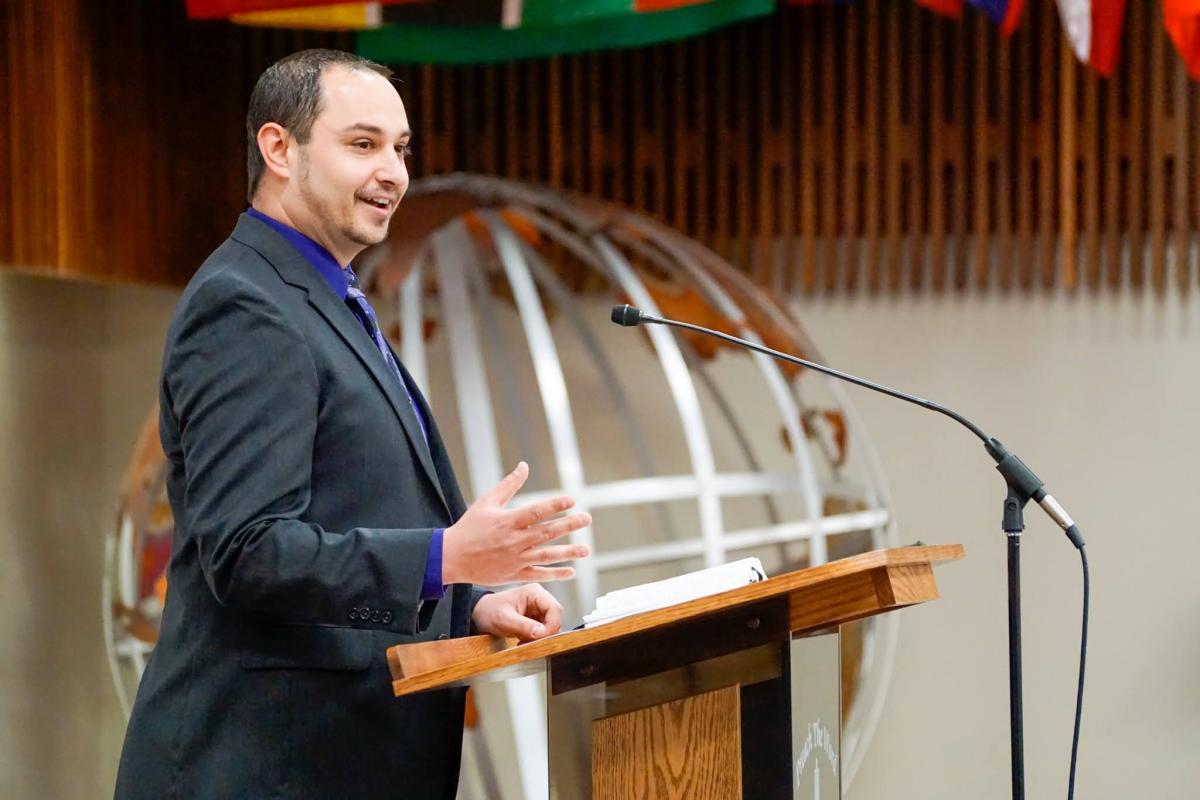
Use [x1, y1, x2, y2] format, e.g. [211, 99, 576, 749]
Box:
[187, 0, 357, 18]
[1055, 0, 1126, 76]
[188, 0, 424, 25]
[637, 0, 712, 10]
[358, 0, 773, 64]
[510, 0, 722, 28]
[375, 0, 526, 27]
[1057, 0, 1092, 63]
[1164, 0, 1200, 79]
[970, 0, 1011, 24]
[230, 4, 382, 29]
[915, 0, 964, 18]
[999, 0, 1024, 35]
[373, 0, 707, 29]
[909, 0, 1023, 34]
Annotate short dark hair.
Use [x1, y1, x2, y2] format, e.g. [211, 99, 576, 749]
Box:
[245, 49, 392, 203]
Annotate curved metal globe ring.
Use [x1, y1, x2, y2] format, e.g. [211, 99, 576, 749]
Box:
[104, 173, 901, 792]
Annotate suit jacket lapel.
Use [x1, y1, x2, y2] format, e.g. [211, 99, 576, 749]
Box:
[231, 214, 450, 517]
[393, 356, 458, 516]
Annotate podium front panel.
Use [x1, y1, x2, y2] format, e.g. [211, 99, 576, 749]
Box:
[546, 616, 842, 799]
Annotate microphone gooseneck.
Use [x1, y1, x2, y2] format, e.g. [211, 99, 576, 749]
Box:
[607, 306, 1081, 545]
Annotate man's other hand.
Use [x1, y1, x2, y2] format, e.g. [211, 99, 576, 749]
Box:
[471, 584, 564, 641]
[442, 461, 591, 586]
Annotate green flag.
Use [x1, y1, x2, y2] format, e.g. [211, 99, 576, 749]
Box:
[357, 0, 774, 64]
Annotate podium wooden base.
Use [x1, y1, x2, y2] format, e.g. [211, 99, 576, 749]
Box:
[592, 684, 741, 800]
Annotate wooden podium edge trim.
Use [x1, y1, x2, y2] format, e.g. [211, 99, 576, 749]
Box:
[389, 544, 964, 696]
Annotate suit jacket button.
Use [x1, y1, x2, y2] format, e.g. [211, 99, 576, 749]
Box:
[370, 610, 381, 623]
[382, 611, 393, 624]
[348, 608, 359, 621]
[437, 633, 450, 640]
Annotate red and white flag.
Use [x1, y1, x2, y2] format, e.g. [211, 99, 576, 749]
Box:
[1055, 0, 1127, 76]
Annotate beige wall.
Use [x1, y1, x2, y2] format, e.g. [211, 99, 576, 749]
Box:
[794, 290, 1200, 798]
[0, 271, 176, 799]
[1, 266, 1197, 798]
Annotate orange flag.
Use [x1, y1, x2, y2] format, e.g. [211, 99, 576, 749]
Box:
[1164, 0, 1200, 78]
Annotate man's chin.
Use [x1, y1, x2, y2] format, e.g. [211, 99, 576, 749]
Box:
[349, 222, 391, 248]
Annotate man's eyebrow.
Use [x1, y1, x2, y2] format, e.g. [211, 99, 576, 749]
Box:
[340, 123, 412, 138]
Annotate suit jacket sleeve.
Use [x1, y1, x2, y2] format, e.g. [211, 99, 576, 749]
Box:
[163, 274, 440, 635]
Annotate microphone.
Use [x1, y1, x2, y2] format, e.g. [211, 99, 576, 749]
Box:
[610, 304, 656, 327]
[608, 304, 1083, 548]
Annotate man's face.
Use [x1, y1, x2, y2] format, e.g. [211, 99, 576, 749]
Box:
[282, 65, 410, 264]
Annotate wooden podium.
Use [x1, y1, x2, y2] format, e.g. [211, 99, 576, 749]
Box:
[388, 545, 963, 799]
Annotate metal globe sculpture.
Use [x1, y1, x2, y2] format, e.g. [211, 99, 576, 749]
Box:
[105, 174, 900, 794]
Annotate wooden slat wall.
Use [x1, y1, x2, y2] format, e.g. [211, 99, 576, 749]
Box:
[4, 1, 1198, 294]
[1, 0, 346, 285]
[391, 1, 1199, 295]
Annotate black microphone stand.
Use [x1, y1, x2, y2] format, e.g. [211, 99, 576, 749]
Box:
[610, 304, 1087, 800]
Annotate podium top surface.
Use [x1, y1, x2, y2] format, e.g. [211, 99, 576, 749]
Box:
[388, 544, 963, 697]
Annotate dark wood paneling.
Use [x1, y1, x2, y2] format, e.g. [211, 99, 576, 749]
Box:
[5, 1, 1199, 293]
[2, 0, 346, 285]
[390, 3, 1200, 295]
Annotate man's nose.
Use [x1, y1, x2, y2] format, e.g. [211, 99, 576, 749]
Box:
[377, 149, 407, 184]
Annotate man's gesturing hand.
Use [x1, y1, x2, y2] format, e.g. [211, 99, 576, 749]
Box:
[441, 461, 591, 587]
[471, 584, 563, 641]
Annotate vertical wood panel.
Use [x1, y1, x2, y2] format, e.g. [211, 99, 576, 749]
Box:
[1038, 0, 1059, 289]
[755, 21, 776, 286]
[1013, 18, 1035, 290]
[929, 20, 947, 292]
[729, 27, 749, 270]
[902, 3, 921, 291]
[1149, 1, 1168, 291]
[1082, 68, 1101, 290]
[798, 16, 817, 295]
[1102, 58, 1122, 289]
[973, 18, 992, 289]
[862, 1, 881, 294]
[885, 1, 904, 293]
[1172, 55, 1192, 291]
[820, 9, 839, 294]
[950, 20, 970, 291]
[1061, 42, 1078, 289]
[841, 7, 859, 295]
[994, 21, 1012, 291]
[1128, 0, 1147, 288]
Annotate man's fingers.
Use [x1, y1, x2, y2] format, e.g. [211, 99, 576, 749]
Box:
[526, 512, 592, 544]
[530, 590, 564, 635]
[518, 565, 577, 582]
[495, 604, 548, 640]
[481, 461, 529, 507]
[524, 544, 590, 566]
[510, 495, 575, 530]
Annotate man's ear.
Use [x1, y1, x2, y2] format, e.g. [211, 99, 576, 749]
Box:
[256, 122, 292, 181]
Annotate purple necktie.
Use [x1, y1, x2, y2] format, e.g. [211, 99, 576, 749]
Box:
[343, 267, 429, 446]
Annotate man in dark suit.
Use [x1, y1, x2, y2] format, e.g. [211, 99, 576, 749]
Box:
[114, 49, 591, 799]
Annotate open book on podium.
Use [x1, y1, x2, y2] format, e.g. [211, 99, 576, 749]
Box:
[387, 545, 963, 799]
[582, 556, 767, 628]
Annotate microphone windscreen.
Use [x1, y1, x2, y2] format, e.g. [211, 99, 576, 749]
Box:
[611, 305, 642, 327]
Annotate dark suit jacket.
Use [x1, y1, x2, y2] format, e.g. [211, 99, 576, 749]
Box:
[115, 214, 483, 800]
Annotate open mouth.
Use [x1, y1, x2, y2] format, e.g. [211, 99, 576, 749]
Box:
[359, 196, 394, 215]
